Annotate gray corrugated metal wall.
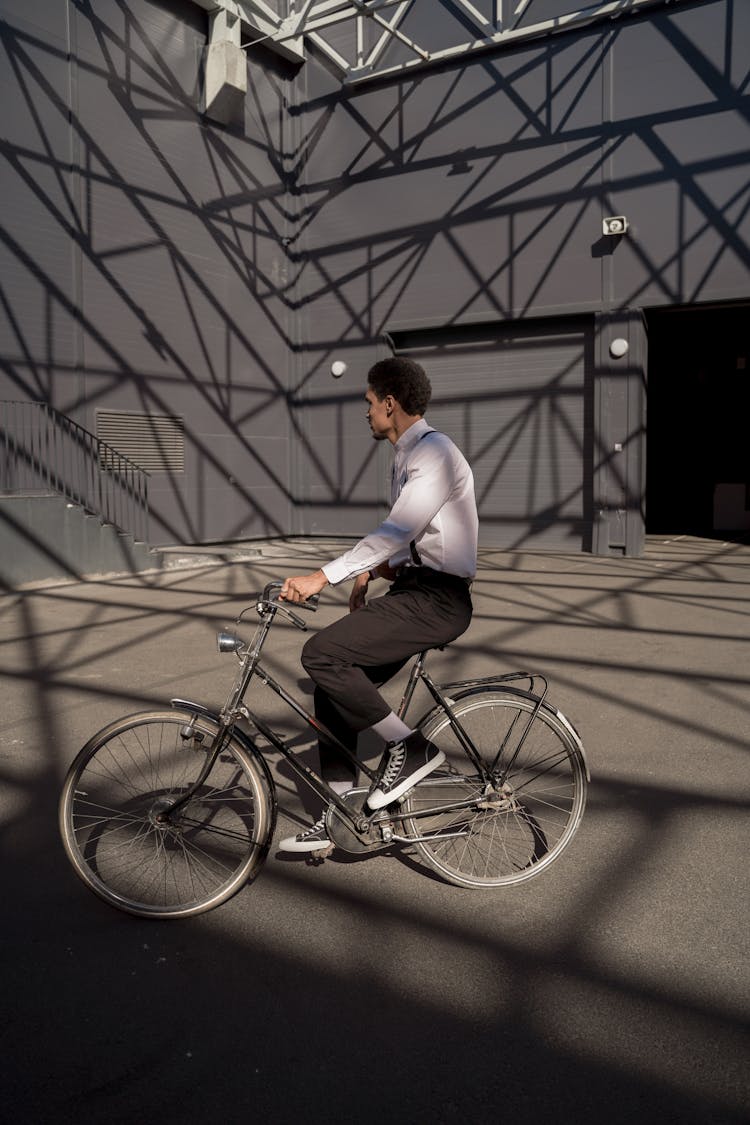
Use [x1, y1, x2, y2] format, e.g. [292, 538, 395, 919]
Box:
[392, 318, 594, 551]
[1, 0, 295, 544]
[1, 0, 747, 555]
[290, 0, 747, 554]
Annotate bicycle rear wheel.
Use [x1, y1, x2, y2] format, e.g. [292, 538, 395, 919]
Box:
[403, 689, 587, 888]
[59, 710, 274, 918]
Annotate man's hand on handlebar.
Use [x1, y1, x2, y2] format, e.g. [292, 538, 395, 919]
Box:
[280, 569, 328, 604]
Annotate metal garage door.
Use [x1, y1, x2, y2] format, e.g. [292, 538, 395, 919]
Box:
[391, 316, 594, 551]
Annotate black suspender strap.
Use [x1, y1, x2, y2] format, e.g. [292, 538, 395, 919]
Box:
[406, 428, 434, 568]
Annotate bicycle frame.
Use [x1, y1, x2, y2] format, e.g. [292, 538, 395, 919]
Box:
[164, 582, 552, 838]
[395, 651, 549, 783]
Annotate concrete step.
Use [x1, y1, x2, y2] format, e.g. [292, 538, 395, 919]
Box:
[0, 495, 161, 587]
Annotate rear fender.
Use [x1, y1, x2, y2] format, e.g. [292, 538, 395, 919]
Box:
[413, 685, 590, 782]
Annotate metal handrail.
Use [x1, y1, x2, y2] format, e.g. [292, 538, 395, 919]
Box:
[0, 400, 149, 543]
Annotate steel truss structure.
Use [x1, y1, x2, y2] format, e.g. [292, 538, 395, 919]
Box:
[190, 0, 688, 84]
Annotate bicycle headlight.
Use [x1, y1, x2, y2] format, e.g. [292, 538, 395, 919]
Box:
[217, 630, 243, 654]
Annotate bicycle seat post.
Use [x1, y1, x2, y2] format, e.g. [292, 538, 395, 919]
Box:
[397, 651, 427, 720]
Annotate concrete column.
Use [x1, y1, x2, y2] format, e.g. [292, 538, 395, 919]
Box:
[205, 8, 246, 125]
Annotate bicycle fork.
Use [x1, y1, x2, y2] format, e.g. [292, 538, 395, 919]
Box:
[155, 715, 235, 822]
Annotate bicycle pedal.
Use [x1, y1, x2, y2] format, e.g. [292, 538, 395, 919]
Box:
[307, 843, 335, 862]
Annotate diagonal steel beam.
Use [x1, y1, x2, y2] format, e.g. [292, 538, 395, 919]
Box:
[347, 0, 691, 83]
[186, 0, 690, 80]
[352, 0, 430, 62]
[362, 2, 412, 71]
[452, 0, 493, 32]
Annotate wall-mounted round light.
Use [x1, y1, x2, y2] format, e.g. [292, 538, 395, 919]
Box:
[610, 338, 629, 359]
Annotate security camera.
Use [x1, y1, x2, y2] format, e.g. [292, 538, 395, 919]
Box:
[602, 216, 629, 236]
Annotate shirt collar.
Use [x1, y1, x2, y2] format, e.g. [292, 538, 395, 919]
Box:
[394, 417, 431, 456]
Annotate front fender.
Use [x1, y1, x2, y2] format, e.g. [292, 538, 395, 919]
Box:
[170, 697, 278, 802]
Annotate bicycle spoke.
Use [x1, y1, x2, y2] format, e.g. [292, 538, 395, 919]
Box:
[404, 692, 586, 887]
[60, 714, 271, 918]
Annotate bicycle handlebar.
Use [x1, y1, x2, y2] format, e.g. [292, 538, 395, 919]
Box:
[254, 581, 320, 630]
[261, 580, 320, 611]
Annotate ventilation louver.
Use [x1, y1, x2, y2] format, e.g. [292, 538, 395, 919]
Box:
[96, 411, 185, 472]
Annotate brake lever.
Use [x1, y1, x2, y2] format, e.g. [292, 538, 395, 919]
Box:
[273, 602, 309, 630]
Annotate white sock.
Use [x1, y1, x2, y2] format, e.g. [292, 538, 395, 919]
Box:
[329, 780, 353, 795]
[371, 712, 413, 744]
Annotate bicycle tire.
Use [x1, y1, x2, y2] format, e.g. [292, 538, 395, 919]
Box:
[402, 689, 587, 888]
[59, 709, 274, 919]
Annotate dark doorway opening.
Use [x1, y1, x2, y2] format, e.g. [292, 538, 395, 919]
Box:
[645, 302, 750, 540]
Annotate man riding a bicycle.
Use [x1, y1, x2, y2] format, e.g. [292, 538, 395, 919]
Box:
[279, 356, 479, 852]
[60, 362, 588, 917]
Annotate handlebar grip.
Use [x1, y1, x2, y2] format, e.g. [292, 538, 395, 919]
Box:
[262, 580, 319, 611]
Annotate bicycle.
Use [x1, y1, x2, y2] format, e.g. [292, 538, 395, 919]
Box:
[59, 581, 589, 919]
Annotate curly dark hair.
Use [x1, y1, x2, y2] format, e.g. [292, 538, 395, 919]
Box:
[367, 357, 432, 416]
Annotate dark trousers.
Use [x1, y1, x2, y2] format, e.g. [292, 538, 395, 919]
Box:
[301, 568, 473, 783]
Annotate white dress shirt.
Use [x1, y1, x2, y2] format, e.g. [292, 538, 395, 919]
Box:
[322, 418, 478, 585]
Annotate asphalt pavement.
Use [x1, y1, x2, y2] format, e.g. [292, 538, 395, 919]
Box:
[1, 534, 748, 1124]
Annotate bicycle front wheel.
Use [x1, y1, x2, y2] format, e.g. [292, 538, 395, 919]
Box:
[403, 689, 587, 888]
[59, 710, 274, 919]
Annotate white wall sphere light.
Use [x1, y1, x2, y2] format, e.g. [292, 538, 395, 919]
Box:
[609, 338, 629, 359]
